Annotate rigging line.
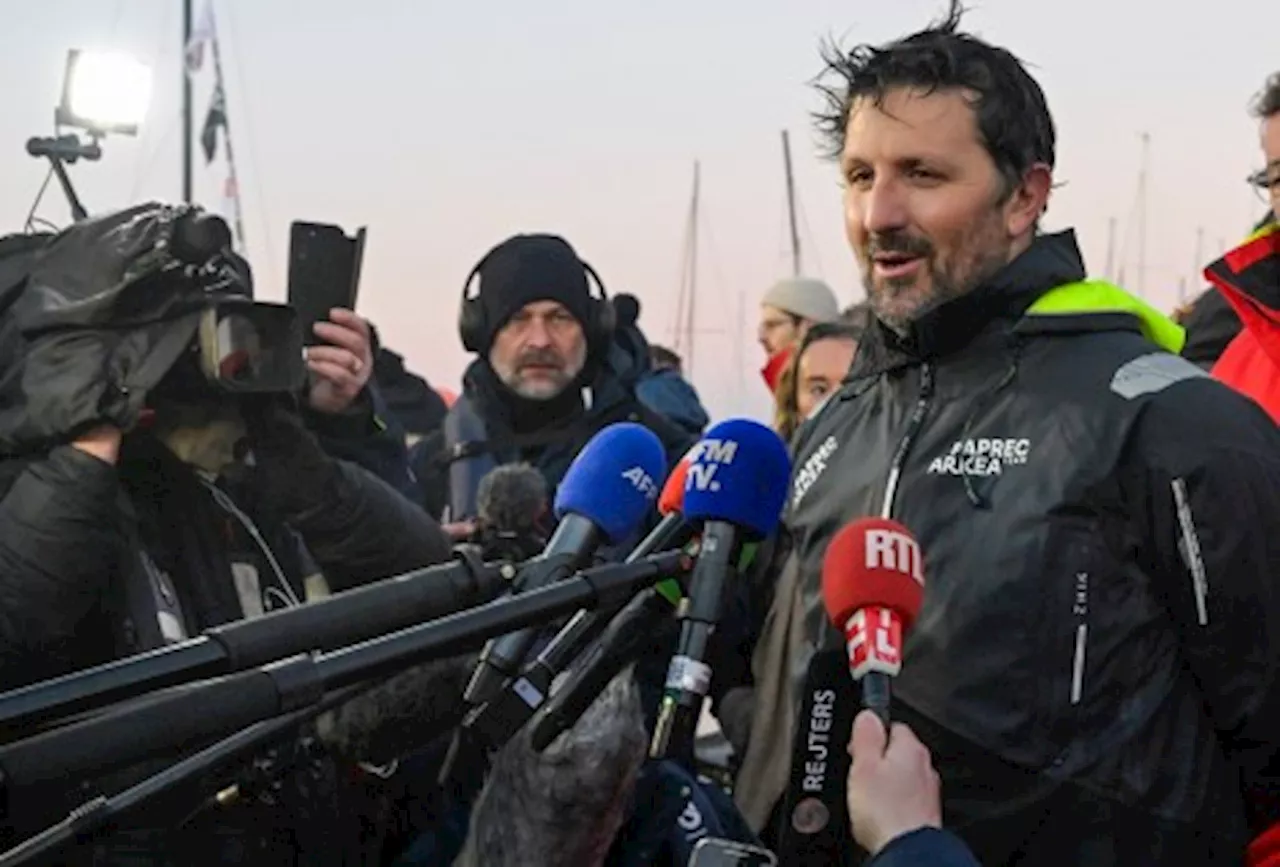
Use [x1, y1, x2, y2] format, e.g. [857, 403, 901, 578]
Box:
[107, 0, 126, 40]
[130, 114, 182, 203]
[220, 2, 279, 291]
[127, 0, 176, 203]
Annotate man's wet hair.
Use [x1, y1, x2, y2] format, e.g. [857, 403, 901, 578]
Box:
[813, 0, 1056, 198]
[1253, 72, 1280, 119]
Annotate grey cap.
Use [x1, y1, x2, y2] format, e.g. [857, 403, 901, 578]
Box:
[761, 277, 840, 324]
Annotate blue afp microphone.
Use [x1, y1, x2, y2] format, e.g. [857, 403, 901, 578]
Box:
[462, 422, 667, 707]
[650, 418, 791, 763]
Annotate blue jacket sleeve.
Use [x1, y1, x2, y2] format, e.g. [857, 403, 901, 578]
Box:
[635, 370, 709, 435]
[303, 382, 424, 505]
[868, 828, 982, 867]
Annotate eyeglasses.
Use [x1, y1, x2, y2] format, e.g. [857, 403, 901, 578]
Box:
[1249, 167, 1279, 203]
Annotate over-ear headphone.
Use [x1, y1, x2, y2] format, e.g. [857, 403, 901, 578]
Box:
[457, 239, 616, 354]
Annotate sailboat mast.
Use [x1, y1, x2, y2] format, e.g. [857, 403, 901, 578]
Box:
[686, 160, 700, 379]
[782, 130, 801, 276]
[1104, 217, 1116, 281]
[1136, 132, 1150, 296]
[181, 0, 193, 203]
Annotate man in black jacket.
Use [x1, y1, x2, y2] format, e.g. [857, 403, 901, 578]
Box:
[0, 205, 454, 865]
[778, 4, 1280, 864]
[427, 233, 694, 527]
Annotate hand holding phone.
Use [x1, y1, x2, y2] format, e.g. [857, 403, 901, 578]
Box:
[287, 221, 366, 347]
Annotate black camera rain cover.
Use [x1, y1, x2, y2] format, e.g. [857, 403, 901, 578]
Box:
[0, 202, 240, 454]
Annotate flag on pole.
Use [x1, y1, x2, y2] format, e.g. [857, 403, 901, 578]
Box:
[200, 83, 227, 163]
[184, 1, 217, 75]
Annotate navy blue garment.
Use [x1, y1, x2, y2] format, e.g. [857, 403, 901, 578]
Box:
[304, 381, 424, 504]
[636, 368, 709, 436]
[868, 828, 982, 867]
[607, 760, 762, 867]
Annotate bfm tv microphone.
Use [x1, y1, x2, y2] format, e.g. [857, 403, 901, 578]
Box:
[463, 422, 666, 707]
[649, 418, 791, 763]
[467, 458, 696, 749]
[821, 517, 925, 727]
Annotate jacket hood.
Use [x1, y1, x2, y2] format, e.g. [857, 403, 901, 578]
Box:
[1204, 220, 1280, 367]
[0, 202, 250, 452]
[373, 346, 447, 434]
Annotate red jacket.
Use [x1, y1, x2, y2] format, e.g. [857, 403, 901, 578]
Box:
[1207, 221, 1280, 423]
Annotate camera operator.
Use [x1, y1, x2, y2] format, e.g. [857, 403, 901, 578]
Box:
[0, 203, 452, 865]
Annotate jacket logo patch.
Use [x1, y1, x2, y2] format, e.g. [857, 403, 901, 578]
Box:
[792, 435, 839, 509]
[1110, 353, 1207, 400]
[926, 438, 1032, 477]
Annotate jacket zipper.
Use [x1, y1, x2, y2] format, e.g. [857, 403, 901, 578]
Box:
[879, 364, 935, 519]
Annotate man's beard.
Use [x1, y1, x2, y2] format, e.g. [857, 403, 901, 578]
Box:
[861, 216, 1012, 336]
[500, 347, 585, 400]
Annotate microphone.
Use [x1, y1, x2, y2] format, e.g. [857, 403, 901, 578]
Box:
[649, 418, 791, 763]
[464, 458, 695, 750]
[776, 647, 859, 866]
[774, 519, 924, 865]
[453, 668, 648, 867]
[471, 462, 551, 561]
[462, 421, 666, 707]
[820, 517, 925, 727]
[0, 549, 512, 737]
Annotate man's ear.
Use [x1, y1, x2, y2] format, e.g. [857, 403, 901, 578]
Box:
[1005, 163, 1053, 237]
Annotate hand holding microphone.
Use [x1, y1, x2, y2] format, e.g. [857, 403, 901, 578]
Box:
[846, 710, 942, 855]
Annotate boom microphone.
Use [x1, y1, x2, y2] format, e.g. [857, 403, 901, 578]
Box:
[820, 518, 925, 726]
[649, 418, 791, 763]
[462, 422, 666, 707]
[0, 550, 511, 737]
[465, 458, 695, 750]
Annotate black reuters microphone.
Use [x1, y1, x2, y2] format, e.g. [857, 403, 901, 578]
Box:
[776, 647, 859, 867]
[649, 419, 791, 764]
[461, 422, 667, 709]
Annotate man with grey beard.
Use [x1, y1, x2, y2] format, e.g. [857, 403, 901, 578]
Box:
[433, 233, 693, 529]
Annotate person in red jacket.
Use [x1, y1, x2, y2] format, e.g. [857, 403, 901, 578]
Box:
[1206, 73, 1279, 422]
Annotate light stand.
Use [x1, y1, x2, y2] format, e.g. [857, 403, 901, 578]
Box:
[24, 49, 152, 224]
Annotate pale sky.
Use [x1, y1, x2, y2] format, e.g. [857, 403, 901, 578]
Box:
[1, 1, 1273, 422]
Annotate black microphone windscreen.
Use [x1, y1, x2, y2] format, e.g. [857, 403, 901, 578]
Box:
[477, 463, 548, 535]
[454, 667, 647, 867]
[316, 653, 476, 766]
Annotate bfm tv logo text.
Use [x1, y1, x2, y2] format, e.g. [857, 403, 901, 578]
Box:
[684, 439, 739, 493]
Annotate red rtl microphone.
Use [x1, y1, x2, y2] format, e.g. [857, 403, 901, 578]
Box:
[821, 517, 925, 727]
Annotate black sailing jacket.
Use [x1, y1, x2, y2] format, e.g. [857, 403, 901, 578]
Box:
[786, 231, 1280, 866]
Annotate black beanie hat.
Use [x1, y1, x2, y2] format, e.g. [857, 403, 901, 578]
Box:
[475, 234, 594, 353]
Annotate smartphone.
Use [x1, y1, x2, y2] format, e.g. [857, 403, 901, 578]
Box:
[689, 838, 778, 867]
[287, 221, 367, 345]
